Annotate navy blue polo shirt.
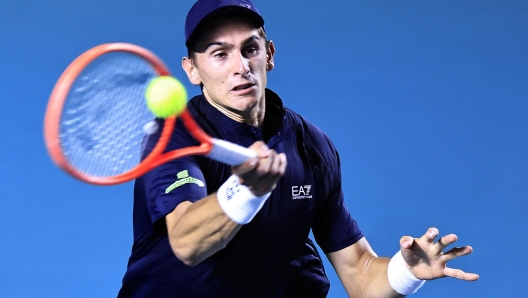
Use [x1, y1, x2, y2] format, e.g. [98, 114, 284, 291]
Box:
[118, 89, 363, 297]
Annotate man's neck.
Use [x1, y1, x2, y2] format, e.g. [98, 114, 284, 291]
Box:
[204, 94, 266, 129]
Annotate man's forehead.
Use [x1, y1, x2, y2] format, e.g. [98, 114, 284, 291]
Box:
[194, 17, 262, 50]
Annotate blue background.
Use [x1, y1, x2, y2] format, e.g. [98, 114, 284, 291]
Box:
[1, 0, 527, 297]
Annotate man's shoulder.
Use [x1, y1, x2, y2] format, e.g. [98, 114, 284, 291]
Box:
[283, 107, 339, 167]
[284, 108, 333, 146]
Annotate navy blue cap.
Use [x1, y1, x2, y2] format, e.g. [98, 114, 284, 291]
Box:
[185, 0, 265, 47]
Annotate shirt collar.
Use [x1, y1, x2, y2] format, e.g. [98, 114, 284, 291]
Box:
[191, 88, 285, 140]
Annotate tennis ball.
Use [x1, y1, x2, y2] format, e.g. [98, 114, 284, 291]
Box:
[145, 76, 187, 118]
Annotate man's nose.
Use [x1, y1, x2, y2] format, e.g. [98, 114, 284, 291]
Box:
[233, 53, 250, 77]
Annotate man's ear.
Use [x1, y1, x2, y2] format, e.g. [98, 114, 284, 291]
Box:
[266, 40, 276, 71]
[182, 57, 202, 86]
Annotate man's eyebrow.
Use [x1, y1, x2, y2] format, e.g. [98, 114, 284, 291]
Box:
[204, 41, 230, 51]
[242, 35, 260, 45]
[203, 35, 260, 52]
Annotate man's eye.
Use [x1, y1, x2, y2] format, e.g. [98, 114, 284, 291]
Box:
[214, 52, 227, 58]
[246, 47, 258, 55]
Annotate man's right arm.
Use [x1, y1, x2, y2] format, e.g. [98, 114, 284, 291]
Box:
[166, 193, 241, 266]
[165, 141, 286, 266]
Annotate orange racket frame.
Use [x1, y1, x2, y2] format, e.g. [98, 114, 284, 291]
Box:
[44, 43, 243, 185]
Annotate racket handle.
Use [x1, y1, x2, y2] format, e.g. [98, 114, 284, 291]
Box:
[208, 138, 257, 166]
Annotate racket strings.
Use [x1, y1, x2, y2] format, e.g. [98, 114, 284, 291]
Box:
[60, 52, 157, 177]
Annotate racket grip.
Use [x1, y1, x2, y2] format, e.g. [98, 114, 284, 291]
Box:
[208, 138, 257, 166]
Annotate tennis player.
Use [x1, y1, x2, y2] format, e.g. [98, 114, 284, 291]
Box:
[118, 0, 479, 297]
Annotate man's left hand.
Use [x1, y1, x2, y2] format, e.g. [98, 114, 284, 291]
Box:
[400, 227, 480, 281]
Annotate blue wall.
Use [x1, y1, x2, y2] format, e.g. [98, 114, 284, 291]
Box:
[1, 0, 526, 297]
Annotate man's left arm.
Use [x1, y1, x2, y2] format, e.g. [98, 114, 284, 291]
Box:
[327, 227, 479, 298]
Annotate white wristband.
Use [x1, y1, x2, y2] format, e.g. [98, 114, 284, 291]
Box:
[217, 175, 271, 224]
[387, 250, 425, 295]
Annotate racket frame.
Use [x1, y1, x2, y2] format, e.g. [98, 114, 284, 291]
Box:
[44, 43, 215, 185]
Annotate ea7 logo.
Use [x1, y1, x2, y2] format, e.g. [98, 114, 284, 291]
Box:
[292, 185, 313, 200]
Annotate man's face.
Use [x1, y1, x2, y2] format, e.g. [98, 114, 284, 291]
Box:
[183, 18, 274, 118]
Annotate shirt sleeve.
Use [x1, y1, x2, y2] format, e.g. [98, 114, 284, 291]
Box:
[138, 118, 209, 233]
[304, 123, 364, 253]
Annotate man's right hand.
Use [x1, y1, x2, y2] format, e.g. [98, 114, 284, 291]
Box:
[232, 141, 287, 197]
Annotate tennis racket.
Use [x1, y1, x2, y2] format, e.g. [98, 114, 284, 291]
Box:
[44, 43, 256, 185]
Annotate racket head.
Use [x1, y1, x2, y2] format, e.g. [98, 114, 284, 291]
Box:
[44, 43, 176, 185]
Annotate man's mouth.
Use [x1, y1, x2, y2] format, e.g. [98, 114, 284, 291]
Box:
[232, 83, 254, 91]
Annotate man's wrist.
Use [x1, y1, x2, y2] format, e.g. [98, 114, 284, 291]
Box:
[387, 250, 425, 295]
[217, 175, 270, 224]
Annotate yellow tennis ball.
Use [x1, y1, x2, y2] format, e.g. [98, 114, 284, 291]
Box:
[145, 76, 187, 118]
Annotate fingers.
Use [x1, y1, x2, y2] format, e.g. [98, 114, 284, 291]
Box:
[233, 141, 287, 196]
[444, 267, 480, 281]
[441, 243, 479, 281]
[399, 235, 414, 250]
[422, 227, 439, 243]
[246, 153, 287, 195]
[433, 234, 458, 254]
[233, 141, 270, 176]
[400, 227, 479, 281]
[419, 227, 458, 254]
[442, 245, 474, 263]
[399, 227, 438, 252]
